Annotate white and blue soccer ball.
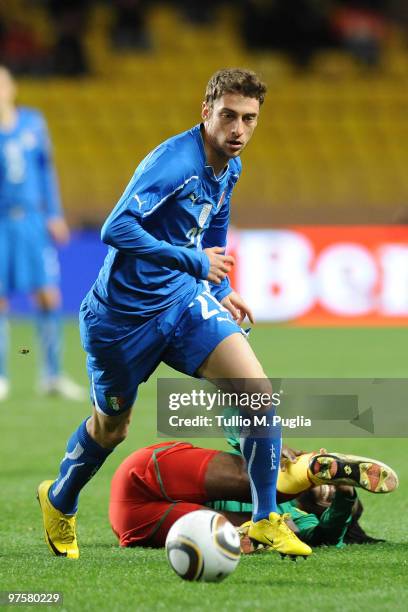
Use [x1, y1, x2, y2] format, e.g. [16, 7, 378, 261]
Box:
[165, 510, 241, 582]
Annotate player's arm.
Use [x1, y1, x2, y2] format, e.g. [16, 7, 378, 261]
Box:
[203, 195, 253, 323]
[202, 196, 233, 300]
[298, 487, 356, 547]
[101, 154, 231, 281]
[102, 202, 209, 278]
[37, 113, 69, 244]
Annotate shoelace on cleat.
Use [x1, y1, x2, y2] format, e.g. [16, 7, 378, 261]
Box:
[58, 517, 76, 544]
[274, 514, 299, 540]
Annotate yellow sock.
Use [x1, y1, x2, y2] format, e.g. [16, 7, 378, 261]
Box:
[277, 452, 315, 497]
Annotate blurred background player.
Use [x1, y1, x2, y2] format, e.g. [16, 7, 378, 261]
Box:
[0, 65, 85, 401]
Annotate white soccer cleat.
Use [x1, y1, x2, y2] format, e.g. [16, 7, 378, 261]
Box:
[0, 376, 10, 401]
[39, 376, 88, 402]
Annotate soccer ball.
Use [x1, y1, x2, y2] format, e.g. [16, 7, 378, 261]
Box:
[165, 510, 241, 582]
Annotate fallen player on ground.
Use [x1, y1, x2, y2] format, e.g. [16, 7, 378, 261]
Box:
[109, 441, 398, 554]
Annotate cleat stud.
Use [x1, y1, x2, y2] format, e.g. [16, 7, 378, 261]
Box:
[303, 556, 308, 560]
[280, 553, 286, 559]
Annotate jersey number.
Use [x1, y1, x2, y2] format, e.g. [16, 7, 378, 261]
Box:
[185, 227, 204, 248]
[196, 291, 226, 320]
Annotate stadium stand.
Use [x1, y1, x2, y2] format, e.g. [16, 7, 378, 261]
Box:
[6, 2, 408, 226]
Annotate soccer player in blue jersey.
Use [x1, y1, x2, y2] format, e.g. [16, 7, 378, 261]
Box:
[0, 66, 85, 402]
[38, 68, 311, 559]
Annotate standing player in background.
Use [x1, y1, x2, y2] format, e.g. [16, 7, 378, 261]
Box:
[0, 66, 85, 401]
[38, 68, 311, 560]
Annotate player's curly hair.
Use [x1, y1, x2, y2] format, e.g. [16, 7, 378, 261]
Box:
[205, 68, 267, 107]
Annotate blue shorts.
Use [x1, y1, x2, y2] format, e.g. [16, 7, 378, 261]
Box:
[0, 213, 60, 296]
[79, 289, 244, 416]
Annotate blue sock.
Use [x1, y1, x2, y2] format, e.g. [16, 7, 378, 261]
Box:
[0, 312, 8, 377]
[49, 418, 112, 515]
[240, 410, 281, 521]
[35, 308, 62, 380]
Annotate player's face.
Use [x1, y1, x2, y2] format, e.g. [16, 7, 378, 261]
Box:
[202, 93, 260, 161]
[0, 68, 16, 107]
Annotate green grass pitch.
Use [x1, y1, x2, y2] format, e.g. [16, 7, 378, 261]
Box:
[1, 321, 407, 611]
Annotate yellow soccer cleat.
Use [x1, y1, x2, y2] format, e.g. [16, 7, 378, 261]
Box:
[237, 521, 267, 554]
[308, 453, 399, 494]
[37, 480, 79, 559]
[247, 512, 312, 559]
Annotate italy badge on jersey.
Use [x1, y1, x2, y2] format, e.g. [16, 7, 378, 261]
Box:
[105, 395, 126, 412]
[217, 190, 226, 210]
[199, 203, 212, 228]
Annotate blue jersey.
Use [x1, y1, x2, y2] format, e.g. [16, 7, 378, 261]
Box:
[0, 107, 62, 219]
[85, 123, 241, 320]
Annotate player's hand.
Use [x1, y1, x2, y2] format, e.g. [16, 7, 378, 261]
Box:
[221, 291, 254, 325]
[47, 217, 70, 245]
[280, 445, 306, 471]
[203, 246, 234, 284]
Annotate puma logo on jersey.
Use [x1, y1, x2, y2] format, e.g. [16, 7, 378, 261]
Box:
[134, 194, 147, 209]
[188, 192, 200, 203]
